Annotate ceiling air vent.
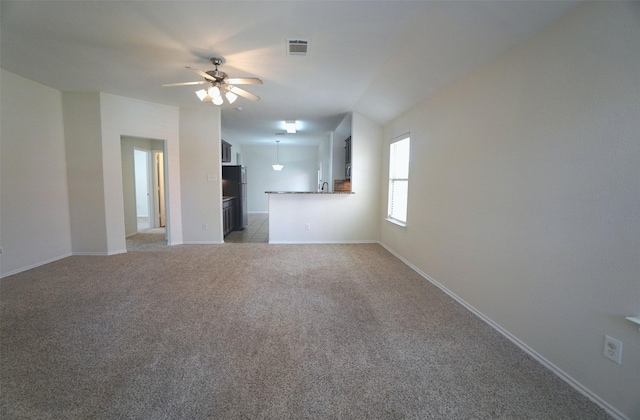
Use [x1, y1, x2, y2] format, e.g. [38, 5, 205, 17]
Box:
[287, 39, 309, 56]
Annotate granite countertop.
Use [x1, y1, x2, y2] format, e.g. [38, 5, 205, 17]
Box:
[265, 191, 354, 194]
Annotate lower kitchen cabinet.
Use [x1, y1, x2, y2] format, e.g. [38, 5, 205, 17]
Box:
[223, 197, 236, 236]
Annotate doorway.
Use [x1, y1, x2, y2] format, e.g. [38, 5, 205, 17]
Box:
[121, 137, 168, 249]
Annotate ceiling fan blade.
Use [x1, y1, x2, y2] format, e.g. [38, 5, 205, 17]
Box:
[227, 77, 263, 85]
[186, 66, 214, 81]
[229, 86, 260, 102]
[161, 81, 206, 87]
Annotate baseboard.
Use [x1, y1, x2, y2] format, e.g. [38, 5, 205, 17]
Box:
[378, 242, 628, 420]
[268, 240, 379, 244]
[107, 249, 127, 256]
[0, 252, 73, 279]
[181, 241, 224, 245]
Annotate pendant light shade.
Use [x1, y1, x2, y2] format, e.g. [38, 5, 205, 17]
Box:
[272, 140, 284, 171]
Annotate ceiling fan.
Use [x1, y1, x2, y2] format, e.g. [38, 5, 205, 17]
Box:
[162, 57, 262, 105]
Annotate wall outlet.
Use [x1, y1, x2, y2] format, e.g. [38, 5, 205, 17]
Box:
[305, 223, 311, 230]
[202, 223, 208, 230]
[603, 335, 622, 364]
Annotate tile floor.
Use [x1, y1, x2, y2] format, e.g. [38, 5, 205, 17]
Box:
[225, 213, 269, 243]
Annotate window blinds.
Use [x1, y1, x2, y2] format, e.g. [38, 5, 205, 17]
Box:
[388, 137, 410, 224]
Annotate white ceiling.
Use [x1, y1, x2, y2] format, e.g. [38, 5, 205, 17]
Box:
[1, 1, 581, 146]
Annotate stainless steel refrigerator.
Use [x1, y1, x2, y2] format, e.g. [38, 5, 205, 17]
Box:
[222, 165, 248, 230]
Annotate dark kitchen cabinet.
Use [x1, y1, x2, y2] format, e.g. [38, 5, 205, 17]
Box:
[223, 197, 236, 236]
[345, 136, 352, 180]
[221, 140, 232, 163]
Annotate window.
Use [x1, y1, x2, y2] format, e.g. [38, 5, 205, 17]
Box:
[387, 135, 410, 225]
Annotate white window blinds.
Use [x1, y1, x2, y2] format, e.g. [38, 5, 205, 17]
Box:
[387, 136, 410, 224]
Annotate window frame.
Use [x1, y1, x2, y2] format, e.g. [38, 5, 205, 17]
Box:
[386, 134, 410, 227]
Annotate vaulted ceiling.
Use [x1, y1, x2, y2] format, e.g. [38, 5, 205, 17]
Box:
[1, 1, 581, 146]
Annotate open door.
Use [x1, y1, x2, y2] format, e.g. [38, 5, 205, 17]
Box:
[153, 150, 166, 228]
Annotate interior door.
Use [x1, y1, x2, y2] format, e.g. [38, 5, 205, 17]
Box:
[154, 151, 166, 228]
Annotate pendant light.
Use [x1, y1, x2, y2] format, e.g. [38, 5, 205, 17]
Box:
[272, 140, 284, 171]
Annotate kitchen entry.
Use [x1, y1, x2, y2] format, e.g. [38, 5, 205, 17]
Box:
[222, 165, 267, 243]
[224, 213, 268, 243]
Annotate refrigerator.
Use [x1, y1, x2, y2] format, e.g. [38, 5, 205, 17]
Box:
[222, 165, 248, 230]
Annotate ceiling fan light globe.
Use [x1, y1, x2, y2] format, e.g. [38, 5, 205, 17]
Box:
[212, 95, 224, 105]
[195, 89, 208, 101]
[225, 91, 238, 104]
[272, 164, 284, 171]
[208, 86, 221, 99]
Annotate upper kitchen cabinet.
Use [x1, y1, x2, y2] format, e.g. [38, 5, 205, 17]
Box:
[221, 140, 232, 163]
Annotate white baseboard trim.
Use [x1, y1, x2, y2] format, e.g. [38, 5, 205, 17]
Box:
[379, 243, 628, 420]
[108, 249, 127, 256]
[181, 241, 224, 245]
[268, 240, 379, 244]
[0, 252, 73, 279]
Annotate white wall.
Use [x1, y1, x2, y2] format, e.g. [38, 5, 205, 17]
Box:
[269, 112, 381, 243]
[62, 92, 108, 255]
[243, 143, 319, 213]
[179, 106, 223, 244]
[0, 73, 184, 274]
[318, 135, 332, 191]
[380, 3, 639, 419]
[134, 150, 149, 217]
[0, 70, 72, 276]
[100, 93, 182, 250]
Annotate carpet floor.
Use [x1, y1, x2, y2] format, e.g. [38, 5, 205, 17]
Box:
[0, 244, 609, 419]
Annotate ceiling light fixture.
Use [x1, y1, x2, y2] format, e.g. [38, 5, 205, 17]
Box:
[285, 121, 297, 134]
[163, 57, 263, 106]
[225, 90, 238, 104]
[272, 140, 284, 171]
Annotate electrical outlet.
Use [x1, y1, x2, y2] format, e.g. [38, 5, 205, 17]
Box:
[305, 223, 311, 230]
[603, 335, 622, 364]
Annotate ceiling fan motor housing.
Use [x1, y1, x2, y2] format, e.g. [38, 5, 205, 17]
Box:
[206, 70, 228, 82]
[211, 57, 224, 66]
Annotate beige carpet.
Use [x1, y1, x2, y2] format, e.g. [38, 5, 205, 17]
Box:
[0, 244, 609, 419]
[126, 229, 167, 251]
